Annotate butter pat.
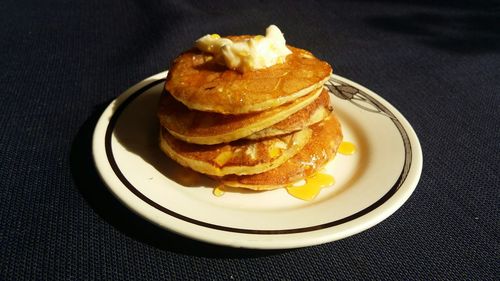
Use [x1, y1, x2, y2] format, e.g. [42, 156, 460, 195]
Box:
[196, 25, 292, 72]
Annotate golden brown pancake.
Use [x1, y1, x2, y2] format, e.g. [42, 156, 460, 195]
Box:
[246, 89, 332, 139]
[158, 87, 322, 145]
[165, 36, 332, 114]
[220, 114, 343, 190]
[159, 127, 312, 177]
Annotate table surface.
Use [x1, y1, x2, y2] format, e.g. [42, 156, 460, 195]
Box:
[1, 0, 498, 280]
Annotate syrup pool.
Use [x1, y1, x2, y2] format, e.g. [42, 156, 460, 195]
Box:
[286, 173, 335, 201]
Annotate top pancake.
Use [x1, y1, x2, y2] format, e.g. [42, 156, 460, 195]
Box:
[165, 36, 332, 114]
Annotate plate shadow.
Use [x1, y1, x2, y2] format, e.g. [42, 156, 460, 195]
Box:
[70, 101, 288, 258]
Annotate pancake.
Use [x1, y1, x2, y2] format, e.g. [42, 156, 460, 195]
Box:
[246, 89, 332, 139]
[158, 87, 322, 145]
[159, 127, 312, 177]
[220, 114, 343, 190]
[165, 36, 332, 114]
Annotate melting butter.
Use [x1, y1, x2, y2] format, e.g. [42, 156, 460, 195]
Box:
[196, 25, 292, 72]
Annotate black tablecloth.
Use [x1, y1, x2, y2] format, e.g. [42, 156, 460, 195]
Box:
[1, 0, 498, 279]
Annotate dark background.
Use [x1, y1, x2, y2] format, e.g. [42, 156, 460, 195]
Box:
[1, 0, 498, 280]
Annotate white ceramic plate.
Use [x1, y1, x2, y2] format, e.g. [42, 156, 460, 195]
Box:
[92, 71, 422, 249]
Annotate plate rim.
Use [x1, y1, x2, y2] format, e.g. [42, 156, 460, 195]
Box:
[92, 71, 423, 249]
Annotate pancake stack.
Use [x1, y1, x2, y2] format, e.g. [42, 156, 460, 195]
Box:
[158, 36, 343, 190]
